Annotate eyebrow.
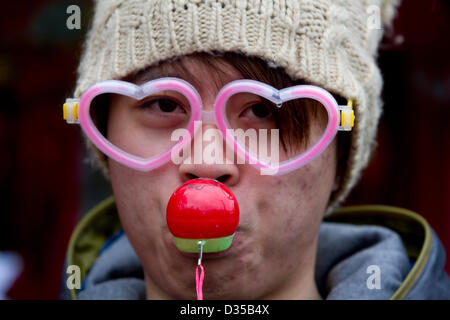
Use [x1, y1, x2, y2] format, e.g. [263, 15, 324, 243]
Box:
[132, 67, 202, 89]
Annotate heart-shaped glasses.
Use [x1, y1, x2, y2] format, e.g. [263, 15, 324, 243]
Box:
[63, 78, 354, 175]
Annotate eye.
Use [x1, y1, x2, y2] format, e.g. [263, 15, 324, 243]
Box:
[240, 103, 273, 119]
[140, 98, 187, 114]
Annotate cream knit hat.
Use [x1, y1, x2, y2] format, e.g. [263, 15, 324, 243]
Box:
[73, 0, 400, 215]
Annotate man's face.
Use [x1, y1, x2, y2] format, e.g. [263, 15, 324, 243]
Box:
[106, 56, 338, 299]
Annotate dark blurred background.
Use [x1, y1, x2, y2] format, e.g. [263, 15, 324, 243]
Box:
[0, 0, 448, 299]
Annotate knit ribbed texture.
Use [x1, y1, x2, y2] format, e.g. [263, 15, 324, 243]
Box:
[74, 0, 400, 215]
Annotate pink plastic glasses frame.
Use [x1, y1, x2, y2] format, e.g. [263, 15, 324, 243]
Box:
[66, 77, 353, 175]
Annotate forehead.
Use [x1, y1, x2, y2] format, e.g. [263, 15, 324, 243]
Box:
[130, 55, 243, 96]
[131, 56, 243, 91]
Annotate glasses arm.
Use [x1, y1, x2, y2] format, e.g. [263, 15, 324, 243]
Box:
[63, 98, 80, 124]
[337, 100, 355, 131]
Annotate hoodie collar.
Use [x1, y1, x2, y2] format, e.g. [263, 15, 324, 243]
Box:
[66, 197, 433, 300]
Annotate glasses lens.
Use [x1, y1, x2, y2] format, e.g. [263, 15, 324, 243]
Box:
[90, 90, 192, 159]
[225, 93, 329, 166]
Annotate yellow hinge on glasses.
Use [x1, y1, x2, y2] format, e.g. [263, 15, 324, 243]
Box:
[63, 98, 80, 124]
[338, 99, 354, 131]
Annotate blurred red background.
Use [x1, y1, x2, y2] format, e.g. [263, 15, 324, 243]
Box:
[0, 0, 449, 299]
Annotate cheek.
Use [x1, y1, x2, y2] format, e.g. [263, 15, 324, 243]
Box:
[107, 101, 126, 139]
[108, 161, 175, 251]
[107, 108, 140, 155]
[257, 140, 337, 252]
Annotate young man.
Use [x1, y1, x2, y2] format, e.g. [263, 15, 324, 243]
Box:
[61, 0, 450, 299]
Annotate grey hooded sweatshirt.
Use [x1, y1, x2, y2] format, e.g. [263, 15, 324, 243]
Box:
[60, 196, 450, 300]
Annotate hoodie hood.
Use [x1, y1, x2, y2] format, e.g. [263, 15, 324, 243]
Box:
[61, 196, 450, 300]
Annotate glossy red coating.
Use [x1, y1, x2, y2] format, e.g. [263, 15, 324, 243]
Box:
[166, 179, 240, 239]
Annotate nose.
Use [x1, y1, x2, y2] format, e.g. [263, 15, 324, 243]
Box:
[178, 123, 240, 186]
[180, 163, 239, 185]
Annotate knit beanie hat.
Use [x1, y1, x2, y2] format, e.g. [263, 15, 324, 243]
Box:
[72, 0, 401, 215]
